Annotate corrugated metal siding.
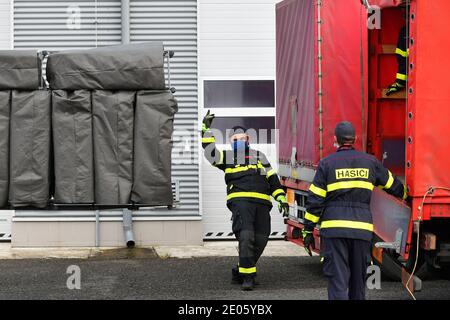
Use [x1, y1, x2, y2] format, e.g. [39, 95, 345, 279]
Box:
[12, 0, 199, 216]
[0, 0, 12, 49]
[14, 0, 122, 50]
[130, 0, 199, 216]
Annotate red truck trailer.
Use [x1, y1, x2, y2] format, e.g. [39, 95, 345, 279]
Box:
[276, 0, 450, 293]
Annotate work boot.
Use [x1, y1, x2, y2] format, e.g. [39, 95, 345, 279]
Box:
[232, 267, 260, 286]
[241, 275, 255, 291]
[231, 266, 243, 284]
[386, 81, 405, 96]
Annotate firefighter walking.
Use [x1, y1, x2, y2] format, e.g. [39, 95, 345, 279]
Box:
[302, 121, 407, 300]
[201, 110, 288, 291]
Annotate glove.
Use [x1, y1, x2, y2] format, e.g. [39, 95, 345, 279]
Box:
[302, 229, 314, 256]
[277, 196, 289, 217]
[202, 110, 215, 132]
[386, 81, 405, 96]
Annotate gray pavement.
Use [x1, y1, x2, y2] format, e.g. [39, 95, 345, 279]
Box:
[0, 248, 449, 300]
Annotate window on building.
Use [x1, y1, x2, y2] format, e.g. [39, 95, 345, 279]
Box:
[204, 80, 274, 108]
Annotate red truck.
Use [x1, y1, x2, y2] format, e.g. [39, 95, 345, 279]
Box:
[276, 0, 450, 293]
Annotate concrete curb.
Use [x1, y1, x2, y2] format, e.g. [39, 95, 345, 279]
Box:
[0, 240, 312, 260]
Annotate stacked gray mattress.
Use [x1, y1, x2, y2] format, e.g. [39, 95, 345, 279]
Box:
[0, 43, 178, 208]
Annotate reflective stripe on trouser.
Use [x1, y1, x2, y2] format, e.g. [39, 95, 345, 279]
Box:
[318, 217, 374, 241]
[396, 25, 408, 85]
[227, 192, 272, 205]
[229, 201, 271, 275]
[320, 237, 371, 300]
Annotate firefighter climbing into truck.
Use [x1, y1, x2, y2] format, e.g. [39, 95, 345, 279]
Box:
[386, 5, 410, 95]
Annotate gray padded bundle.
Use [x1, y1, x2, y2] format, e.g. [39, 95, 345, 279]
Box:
[0, 91, 10, 207]
[9, 90, 51, 208]
[0, 50, 40, 90]
[46, 42, 165, 90]
[52, 90, 94, 204]
[0, 43, 178, 209]
[92, 90, 135, 205]
[131, 91, 178, 205]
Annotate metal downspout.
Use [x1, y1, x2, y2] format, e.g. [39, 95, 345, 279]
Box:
[121, 0, 130, 44]
[123, 209, 135, 248]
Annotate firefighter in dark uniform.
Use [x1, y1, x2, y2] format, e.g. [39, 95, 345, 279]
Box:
[386, 24, 409, 95]
[201, 110, 289, 291]
[302, 121, 407, 300]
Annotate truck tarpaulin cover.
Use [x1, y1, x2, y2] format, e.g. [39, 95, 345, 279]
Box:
[52, 90, 94, 204]
[93, 91, 134, 205]
[46, 42, 165, 90]
[131, 91, 178, 205]
[0, 91, 9, 207]
[0, 50, 40, 90]
[407, 0, 450, 198]
[276, 0, 368, 165]
[9, 90, 51, 208]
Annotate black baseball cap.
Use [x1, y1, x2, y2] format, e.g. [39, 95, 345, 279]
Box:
[229, 126, 247, 137]
[335, 121, 355, 144]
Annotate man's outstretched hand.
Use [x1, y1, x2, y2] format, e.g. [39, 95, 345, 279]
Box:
[202, 110, 215, 132]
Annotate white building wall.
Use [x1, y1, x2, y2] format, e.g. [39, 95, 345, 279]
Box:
[0, 0, 12, 49]
[199, 0, 284, 238]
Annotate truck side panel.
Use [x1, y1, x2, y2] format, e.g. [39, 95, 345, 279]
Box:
[407, 0, 450, 202]
[276, 0, 315, 165]
[276, 0, 368, 171]
[320, 0, 369, 159]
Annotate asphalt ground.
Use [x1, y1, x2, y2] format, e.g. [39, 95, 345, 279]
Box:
[0, 248, 449, 300]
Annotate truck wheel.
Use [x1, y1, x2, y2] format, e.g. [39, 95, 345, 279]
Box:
[406, 240, 431, 280]
[373, 251, 401, 281]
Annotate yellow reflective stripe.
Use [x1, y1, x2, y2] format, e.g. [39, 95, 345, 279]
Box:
[403, 186, 408, 200]
[309, 184, 327, 197]
[239, 267, 256, 274]
[227, 192, 271, 201]
[396, 73, 407, 81]
[327, 181, 374, 192]
[383, 171, 394, 190]
[215, 150, 224, 166]
[320, 220, 374, 232]
[266, 169, 276, 178]
[305, 212, 320, 223]
[395, 47, 408, 58]
[272, 189, 285, 198]
[202, 137, 215, 143]
[257, 161, 265, 169]
[225, 165, 258, 174]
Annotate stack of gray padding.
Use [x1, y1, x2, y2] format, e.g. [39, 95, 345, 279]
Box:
[0, 42, 178, 208]
[0, 50, 51, 208]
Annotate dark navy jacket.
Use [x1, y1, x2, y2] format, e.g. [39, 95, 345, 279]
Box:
[304, 146, 407, 241]
[201, 130, 285, 208]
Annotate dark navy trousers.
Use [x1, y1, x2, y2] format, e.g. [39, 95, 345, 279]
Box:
[229, 200, 271, 275]
[320, 237, 372, 300]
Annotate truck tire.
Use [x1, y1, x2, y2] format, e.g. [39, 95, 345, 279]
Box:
[405, 238, 431, 280]
[373, 251, 401, 281]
